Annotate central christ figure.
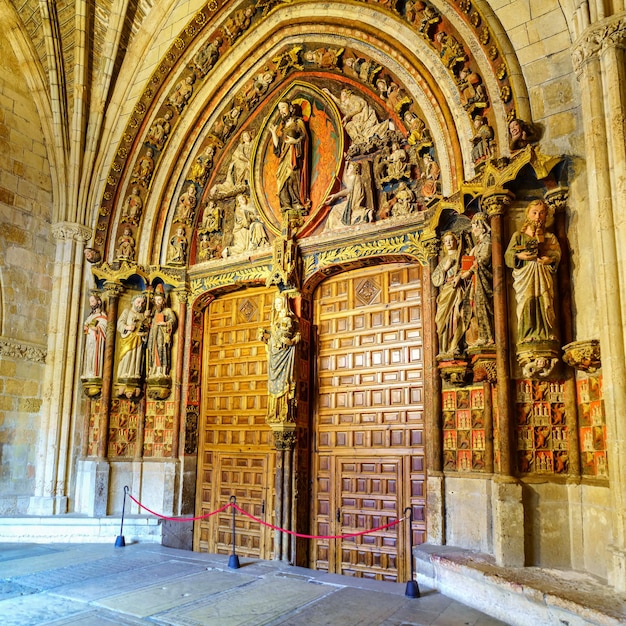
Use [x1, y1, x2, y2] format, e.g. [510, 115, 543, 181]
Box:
[270, 100, 311, 214]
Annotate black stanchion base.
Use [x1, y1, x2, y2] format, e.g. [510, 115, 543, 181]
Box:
[115, 535, 126, 548]
[405, 580, 420, 598]
[228, 555, 241, 569]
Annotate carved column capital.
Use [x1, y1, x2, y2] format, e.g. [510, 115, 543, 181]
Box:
[272, 427, 297, 451]
[563, 339, 602, 372]
[51, 221, 92, 243]
[481, 191, 514, 217]
[572, 15, 626, 75]
[102, 281, 124, 300]
[544, 187, 569, 214]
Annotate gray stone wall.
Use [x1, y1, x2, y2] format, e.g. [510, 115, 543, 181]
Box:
[0, 35, 53, 514]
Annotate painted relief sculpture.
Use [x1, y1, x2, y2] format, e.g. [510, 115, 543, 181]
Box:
[258, 293, 301, 424]
[463, 213, 494, 348]
[116, 294, 149, 396]
[222, 194, 269, 257]
[505, 199, 561, 377]
[81, 293, 107, 397]
[270, 101, 311, 214]
[146, 285, 177, 398]
[432, 231, 469, 359]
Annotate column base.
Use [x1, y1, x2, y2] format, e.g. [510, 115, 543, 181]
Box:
[492, 478, 524, 567]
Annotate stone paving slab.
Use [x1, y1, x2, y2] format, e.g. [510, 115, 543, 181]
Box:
[0, 592, 88, 626]
[51, 559, 208, 601]
[95, 569, 257, 618]
[154, 575, 335, 626]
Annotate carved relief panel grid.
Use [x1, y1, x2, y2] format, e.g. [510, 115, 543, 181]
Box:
[442, 385, 487, 472]
[515, 379, 569, 475]
[312, 263, 425, 581]
[194, 288, 275, 557]
[577, 374, 608, 478]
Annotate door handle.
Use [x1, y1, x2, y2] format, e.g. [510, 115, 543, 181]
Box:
[336, 508, 341, 523]
[262, 500, 265, 516]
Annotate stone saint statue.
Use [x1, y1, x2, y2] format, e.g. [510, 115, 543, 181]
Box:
[505, 199, 561, 344]
[81, 294, 107, 380]
[432, 231, 470, 358]
[116, 294, 149, 385]
[462, 213, 494, 348]
[270, 101, 310, 213]
[257, 293, 301, 424]
[147, 285, 177, 380]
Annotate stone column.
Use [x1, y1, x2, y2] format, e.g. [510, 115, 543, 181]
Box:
[572, 15, 626, 591]
[423, 255, 445, 545]
[272, 428, 296, 562]
[172, 288, 188, 460]
[545, 188, 580, 477]
[482, 191, 525, 567]
[29, 222, 91, 515]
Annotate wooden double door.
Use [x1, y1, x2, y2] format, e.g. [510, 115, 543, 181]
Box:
[310, 264, 426, 581]
[194, 264, 426, 580]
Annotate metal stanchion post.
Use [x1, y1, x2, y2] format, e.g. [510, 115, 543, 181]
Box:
[404, 506, 420, 598]
[115, 486, 129, 548]
[228, 495, 241, 569]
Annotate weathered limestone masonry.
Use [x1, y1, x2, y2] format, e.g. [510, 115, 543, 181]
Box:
[0, 34, 53, 514]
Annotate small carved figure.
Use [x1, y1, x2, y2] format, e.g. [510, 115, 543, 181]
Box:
[462, 213, 494, 348]
[146, 110, 173, 150]
[344, 56, 382, 85]
[121, 187, 143, 225]
[270, 101, 311, 213]
[508, 118, 537, 151]
[304, 47, 344, 70]
[168, 226, 188, 265]
[406, 0, 440, 37]
[215, 105, 243, 142]
[241, 70, 276, 109]
[458, 67, 488, 111]
[257, 293, 301, 424]
[82, 294, 107, 380]
[147, 285, 177, 379]
[174, 184, 197, 224]
[420, 153, 440, 198]
[392, 182, 417, 216]
[325, 161, 373, 229]
[117, 294, 149, 383]
[223, 6, 255, 44]
[210, 131, 253, 196]
[471, 115, 495, 166]
[130, 149, 154, 188]
[223, 194, 269, 256]
[432, 231, 470, 358]
[323, 87, 390, 145]
[386, 82, 412, 115]
[504, 199, 561, 343]
[200, 200, 222, 233]
[404, 110, 432, 147]
[168, 74, 196, 113]
[191, 37, 223, 77]
[197, 231, 221, 261]
[116, 226, 136, 260]
[189, 144, 216, 186]
[384, 141, 411, 181]
[436, 31, 466, 70]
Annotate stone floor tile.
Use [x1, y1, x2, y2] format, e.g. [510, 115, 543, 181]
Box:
[95, 569, 257, 618]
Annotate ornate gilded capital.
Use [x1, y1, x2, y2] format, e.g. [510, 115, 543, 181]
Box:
[272, 427, 297, 451]
[438, 360, 471, 386]
[51, 221, 92, 243]
[102, 281, 124, 300]
[480, 191, 513, 217]
[544, 187, 569, 214]
[563, 339, 601, 372]
[572, 15, 626, 75]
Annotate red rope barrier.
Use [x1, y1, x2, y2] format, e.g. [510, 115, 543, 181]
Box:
[128, 493, 231, 522]
[126, 491, 405, 539]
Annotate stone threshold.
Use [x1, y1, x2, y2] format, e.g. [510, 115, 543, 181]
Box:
[0, 515, 162, 544]
[414, 544, 626, 626]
